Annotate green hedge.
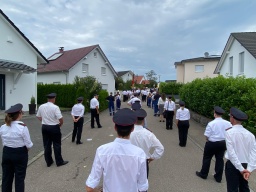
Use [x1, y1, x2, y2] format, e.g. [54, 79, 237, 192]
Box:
[179, 76, 256, 135]
[37, 84, 108, 112]
[159, 82, 183, 95]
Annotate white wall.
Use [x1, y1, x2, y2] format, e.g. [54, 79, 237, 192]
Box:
[220, 39, 256, 78]
[37, 72, 67, 84]
[0, 15, 38, 111]
[68, 48, 116, 93]
[121, 72, 132, 82]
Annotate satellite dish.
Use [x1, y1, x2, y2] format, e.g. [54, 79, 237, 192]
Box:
[204, 52, 209, 58]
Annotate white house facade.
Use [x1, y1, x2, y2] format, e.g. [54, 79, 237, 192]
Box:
[214, 32, 256, 78]
[37, 45, 117, 94]
[0, 9, 48, 111]
[117, 71, 134, 82]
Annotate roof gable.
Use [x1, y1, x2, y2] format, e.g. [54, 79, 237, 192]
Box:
[38, 45, 98, 72]
[231, 32, 256, 59]
[214, 32, 256, 74]
[0, 9, 48, 64]
[117, 70, 133, 77]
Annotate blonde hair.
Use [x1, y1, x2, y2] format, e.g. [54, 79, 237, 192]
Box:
[5, 112, 20, 126]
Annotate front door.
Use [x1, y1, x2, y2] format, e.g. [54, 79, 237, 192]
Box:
[0, 74, 5, 110]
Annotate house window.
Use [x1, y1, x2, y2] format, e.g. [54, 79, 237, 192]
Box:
[94, 52, 97, 58]
[239, 52, 244, 74]
[102, 84, 108, 90]
[82, 63, 88, 73]
[101, 67, 106, 75]
[195, 65, 204, 72]
[53, 82, 60, 84]
[229, 57, 233, 76]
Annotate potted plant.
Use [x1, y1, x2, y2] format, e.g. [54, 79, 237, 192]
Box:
[29, 96, 36, 114]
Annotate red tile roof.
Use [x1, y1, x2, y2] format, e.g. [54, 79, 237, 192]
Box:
[38, 45, 98, 73]
[141, 80, 150, 85]
[134, 76, 144, 84]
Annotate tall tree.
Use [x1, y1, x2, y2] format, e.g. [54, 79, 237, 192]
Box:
[145, 70, 158, 81]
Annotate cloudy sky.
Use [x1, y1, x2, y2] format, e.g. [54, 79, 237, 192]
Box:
[1, 0, 256, 81]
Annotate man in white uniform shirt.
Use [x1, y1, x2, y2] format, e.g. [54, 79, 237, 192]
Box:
[85, 108, 148, 192]
[90, 94, 102, 128]
[225, 107, 256, 192]
[36, 93, 68, 167]
[196, 106, 232, 183]
[130, 109, 164, 178]
[71, 97, 85, 144]
[127, 93, 141, 107]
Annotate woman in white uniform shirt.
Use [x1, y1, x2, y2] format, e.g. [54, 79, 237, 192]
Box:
[175, 101, 190, 147]
[0, 103, 33, 192]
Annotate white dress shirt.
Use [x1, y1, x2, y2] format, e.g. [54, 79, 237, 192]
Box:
[225, 125, 256, 172]
[90, 98, 99, 109]
[164, 100, 176, 111]
[204, 117, 232, 142]
[157, 97, 165, 105]
[86, 138, 148, 192]
[176, 108, 190, 121]
[0, 121, 33, 149]
[36, 102, 63, 125]
[130, 125, 164, 159]
[71, 103, 85, 117]
[128, 97, 141, 105]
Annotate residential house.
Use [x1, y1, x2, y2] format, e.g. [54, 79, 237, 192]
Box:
[117, 70, 134, 82]
[37, 45, 117, 93]
[0, 9, 48, 110]
[214, 32, 256, 77]
[134, 75, 147, 84]
[174, 53, 220, 83]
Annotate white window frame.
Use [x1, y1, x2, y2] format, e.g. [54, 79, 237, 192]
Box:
[101, 67, 106, 76]
[94, 52, 97, 58]
[82, 63, 89, 74]
[195, 65, 204, 73]
[229, 56, 233, 76]
[239, 52, 244, 74]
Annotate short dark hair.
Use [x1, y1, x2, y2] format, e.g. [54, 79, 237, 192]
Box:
[115, 124, 134, 137]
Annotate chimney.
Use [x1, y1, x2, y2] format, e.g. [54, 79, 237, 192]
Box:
[59, 47, 64, 52]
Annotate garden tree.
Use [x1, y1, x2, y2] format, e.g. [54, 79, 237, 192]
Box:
[115, 77, 124, 90]
[145, 70, 158, 81]
[73, 76, 102, 110]
[145, 70, 158, 87]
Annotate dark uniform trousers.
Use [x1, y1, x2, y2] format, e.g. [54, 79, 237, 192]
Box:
[177, 120, 190, 146]
[166, 111, 174, 129]
[225, 160, 249, 192]
[200, 140, 226, 181]
[2, 146, 28, 192]
[108, 102, 115, 116]
[116, 99, 121, 110]
[42, 124, 64, 166]
[90, 109, 101, 127]
[72, 116, 84, 143]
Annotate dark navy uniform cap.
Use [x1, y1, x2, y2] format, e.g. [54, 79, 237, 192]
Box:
[5, 103, 23, 114]
[230, 107, 248, 121]
[132, 102, 141, 111]
[77, 97, 84, 101]
[179, 101, 185, 106]
[46, 93, 56, 98]
[214, 106, 225, 115]
[135, 109, 147, 120]
[113, 108, 137, 126]
[94, 94, 98, 96]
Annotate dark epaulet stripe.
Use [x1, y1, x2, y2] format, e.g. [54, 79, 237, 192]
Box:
[18, 123, 26, 126]
[146, 128, 152, 132]
[226, 127, 232, 131]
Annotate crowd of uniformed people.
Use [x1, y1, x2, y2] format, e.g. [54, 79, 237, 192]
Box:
[0, 89, 256, 192]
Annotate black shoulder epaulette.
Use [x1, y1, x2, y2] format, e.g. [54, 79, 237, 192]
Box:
[226, 127, 232, 131]
[146, 128, 153, 132]
[18, 123, 26, 127]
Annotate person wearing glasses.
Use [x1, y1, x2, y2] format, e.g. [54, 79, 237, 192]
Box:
[0, 103, 33, 192]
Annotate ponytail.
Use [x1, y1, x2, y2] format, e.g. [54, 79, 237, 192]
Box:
[5, 112, 20, 126]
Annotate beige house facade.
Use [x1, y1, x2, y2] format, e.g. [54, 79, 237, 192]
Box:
[175, 54, 220, 83]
